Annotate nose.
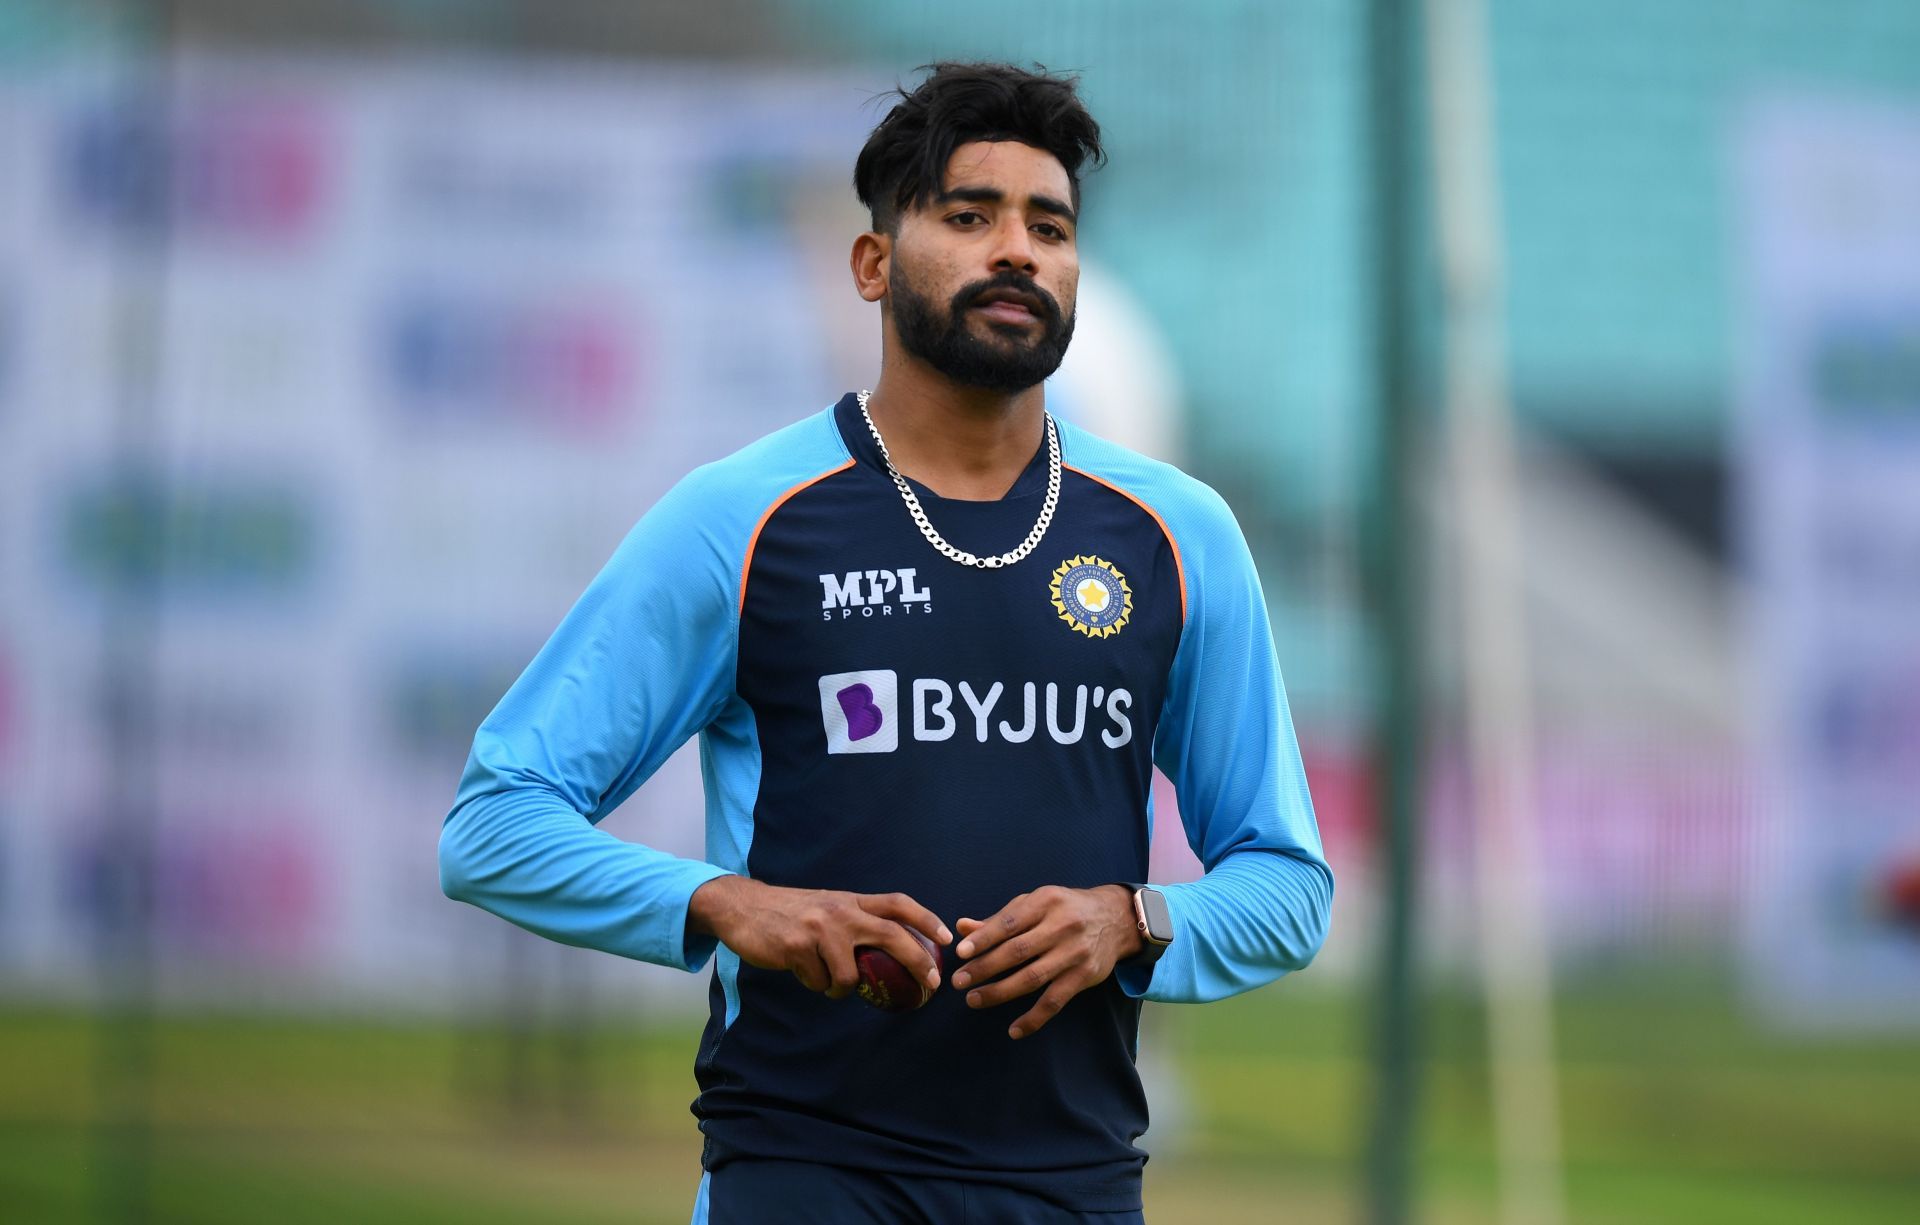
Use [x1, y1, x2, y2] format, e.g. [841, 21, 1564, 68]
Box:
[986, 215, 1038, 276]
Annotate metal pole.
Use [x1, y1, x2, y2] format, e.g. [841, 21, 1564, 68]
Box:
[1421, 2, 1567, 1222]
[95, 1, 174, 1220]
[1363, 0, 1425, 1222]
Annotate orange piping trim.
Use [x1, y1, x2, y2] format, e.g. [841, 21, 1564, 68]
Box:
[739, 459, 856, 614]
[1064, 463, 1188, 624]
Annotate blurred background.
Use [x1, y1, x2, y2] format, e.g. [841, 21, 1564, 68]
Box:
[2, 1, 1917, 1222]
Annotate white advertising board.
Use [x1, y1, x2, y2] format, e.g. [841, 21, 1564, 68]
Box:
[1737, 98, 1920, 1030]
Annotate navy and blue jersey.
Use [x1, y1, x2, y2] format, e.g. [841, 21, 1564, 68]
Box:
[440, 393, 1332, 1213]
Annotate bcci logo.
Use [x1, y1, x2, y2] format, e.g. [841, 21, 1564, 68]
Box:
[1049, 555, 1132, 639]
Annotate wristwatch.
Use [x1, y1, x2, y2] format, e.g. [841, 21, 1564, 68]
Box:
[1126, 884, 1174, 965]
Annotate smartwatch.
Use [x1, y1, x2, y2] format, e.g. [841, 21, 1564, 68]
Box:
[1126, 884, 1174, 965]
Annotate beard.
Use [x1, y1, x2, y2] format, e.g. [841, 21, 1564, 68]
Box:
[887, 260, 1076, 394]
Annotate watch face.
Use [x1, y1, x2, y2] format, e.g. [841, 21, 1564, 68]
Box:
[1138, 888, 1173, 944]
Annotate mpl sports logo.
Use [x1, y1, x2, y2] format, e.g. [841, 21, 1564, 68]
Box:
[818, 669, 1134, 755]
[819, 568, 932, 620]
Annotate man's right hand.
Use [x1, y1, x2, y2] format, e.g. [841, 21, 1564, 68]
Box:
[687, 876, 950, 1000]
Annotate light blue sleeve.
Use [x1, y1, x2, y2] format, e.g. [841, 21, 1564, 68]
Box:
[437, 412, 849, 974]
[1072, 443, 1333, 1004]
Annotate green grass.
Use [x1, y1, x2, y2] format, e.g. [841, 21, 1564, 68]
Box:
[1162, 974, 1920, 1224]
[3, 975, 1917, 1223]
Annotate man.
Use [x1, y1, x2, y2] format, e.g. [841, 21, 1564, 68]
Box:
[440, 62, 1331, 1224]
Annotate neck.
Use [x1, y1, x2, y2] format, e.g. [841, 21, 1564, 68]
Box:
[864, 358, 1047, 502]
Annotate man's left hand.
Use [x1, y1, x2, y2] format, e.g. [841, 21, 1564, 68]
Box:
[950, 885, 1142, 1040]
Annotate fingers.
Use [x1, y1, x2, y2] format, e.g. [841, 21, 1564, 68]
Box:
[1007, 971, 1095, 1040]
[947, 886, 1114, 1038]
[789, 948, 831, 994]
[820, 940, 860, 1000]
[959, 943, 1078, 1011]
[950, 916, 1049, 993]
[859, 891, 953, 948]
[762, 890, 950, 1000]
[955, 889, 1049, 960]
[856, 892, 947, 990]
[858, 915, 941, 990]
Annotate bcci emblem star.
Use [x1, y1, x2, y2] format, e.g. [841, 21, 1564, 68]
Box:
[1050, 554, 1132, 638]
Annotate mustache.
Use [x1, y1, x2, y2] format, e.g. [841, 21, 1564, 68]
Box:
[951, 272, 1065, 328]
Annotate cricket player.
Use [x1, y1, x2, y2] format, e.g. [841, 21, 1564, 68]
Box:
[440, 61, 1332, 1224]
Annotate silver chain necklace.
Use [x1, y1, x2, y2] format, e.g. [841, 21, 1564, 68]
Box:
[856, 389, 1061, 570]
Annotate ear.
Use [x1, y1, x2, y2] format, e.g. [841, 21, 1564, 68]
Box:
[850, 230, 891, 304]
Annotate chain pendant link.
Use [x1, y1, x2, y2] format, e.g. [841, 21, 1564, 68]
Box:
[858, 389, 1060, 570]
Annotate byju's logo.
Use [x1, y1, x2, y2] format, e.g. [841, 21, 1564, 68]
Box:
[819, 670, 898, 754]
[817, 671, 1135, 755]
[819, 568, 932, 620]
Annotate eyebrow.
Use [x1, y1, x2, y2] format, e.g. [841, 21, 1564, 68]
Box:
[936, 185, 1077, 226]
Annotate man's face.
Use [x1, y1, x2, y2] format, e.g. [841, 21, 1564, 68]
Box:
[884, 141, 1080, 394]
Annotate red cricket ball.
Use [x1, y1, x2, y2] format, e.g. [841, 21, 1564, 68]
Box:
[854, 924, 943, 1012]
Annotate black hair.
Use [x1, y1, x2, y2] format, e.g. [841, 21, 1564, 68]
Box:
[853, 62, 1105, 233]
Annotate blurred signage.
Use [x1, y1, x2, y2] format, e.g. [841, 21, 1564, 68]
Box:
[392, 130, 620, 237]
[65, 818, 322, 960]
[60, 97, 328, 243]
[0, 643, 13, 763]
[1737, 99, 1920, 1031]
[1812, 315, 1920, 421]
[384, 293, 641, 432]
[88, 675, 298, 763]
[59, 473, 319, 600]
[382, 650, 526, 770]
[0, 287, 13, 413]
[0, 59, 959, 1009]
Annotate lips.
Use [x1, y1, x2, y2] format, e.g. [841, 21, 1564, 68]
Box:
[970, 288, 1044, 325]
[973, 300, 1040, 324]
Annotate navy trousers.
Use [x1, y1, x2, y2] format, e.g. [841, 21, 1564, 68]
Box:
[698, 1158, 1147, 1225]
